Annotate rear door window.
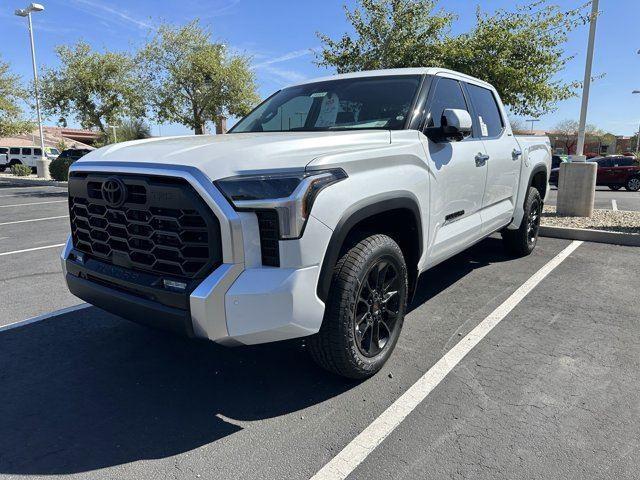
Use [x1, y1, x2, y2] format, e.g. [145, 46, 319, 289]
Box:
[34, 148, 42, 156]
[10, 148, 20, 155]
[466, 84, 504, 137]
[21, 148, 32, 155]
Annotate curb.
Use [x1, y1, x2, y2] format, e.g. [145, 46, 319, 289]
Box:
[540, 225, 640, 247]
[0, 176, 68, 188]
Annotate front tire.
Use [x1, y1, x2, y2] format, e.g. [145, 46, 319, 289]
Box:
[625, 177, 640, 192]
[609, 185, 622, 191]
[308, 234, 408, 379]
[502, 187, 542, 257]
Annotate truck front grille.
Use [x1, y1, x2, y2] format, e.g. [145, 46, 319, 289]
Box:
[68, 173, 222, 280]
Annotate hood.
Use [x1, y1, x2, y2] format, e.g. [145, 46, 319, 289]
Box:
[78, 130, 391, 180]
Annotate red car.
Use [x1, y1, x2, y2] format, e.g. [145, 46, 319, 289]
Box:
[550, 156, 640, 191]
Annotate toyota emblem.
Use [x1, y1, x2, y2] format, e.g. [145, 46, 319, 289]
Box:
[101, 177, 127, 207]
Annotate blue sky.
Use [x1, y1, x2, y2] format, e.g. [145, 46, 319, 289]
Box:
[3, 0, 639, 136]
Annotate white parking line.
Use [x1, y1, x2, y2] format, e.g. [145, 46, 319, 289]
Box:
[0, 185, 62, 191]
[311, 240, 583, 480]
[612, 199, 618, 211]
[0, 192, 63, 198]
[0, 200, 67, 208]
[0, 303, 89, 333]
[0, 243, 65, 257]
[0, 215, 68, 226]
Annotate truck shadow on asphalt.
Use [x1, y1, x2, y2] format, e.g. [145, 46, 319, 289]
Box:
[409, 236, 512, 312]
[0, 237, 511, 476]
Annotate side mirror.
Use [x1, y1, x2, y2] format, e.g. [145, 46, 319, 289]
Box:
[441, 109, 472, 140]
[424, 108, 472, 142]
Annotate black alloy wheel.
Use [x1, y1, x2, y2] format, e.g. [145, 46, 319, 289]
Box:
[526, 196, 542, 247]
[353, 258, 402, 358]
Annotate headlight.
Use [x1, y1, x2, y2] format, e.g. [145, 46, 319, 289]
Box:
[215, 169, 347, 239]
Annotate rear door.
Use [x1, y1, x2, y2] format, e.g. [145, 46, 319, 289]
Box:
[20, 148, 34, 167]
[464, 82, 521, 233]
[418, 75, 488, 266]
[610, 157, 635, 184]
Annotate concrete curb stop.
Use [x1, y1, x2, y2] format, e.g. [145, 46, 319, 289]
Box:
[0, 176, 68, 188]
[540, 225, 640, 247]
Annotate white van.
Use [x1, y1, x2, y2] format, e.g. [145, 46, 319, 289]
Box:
[1, 146, 60, 171]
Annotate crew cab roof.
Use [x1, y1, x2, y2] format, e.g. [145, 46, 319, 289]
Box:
[288, 67, 493, 89]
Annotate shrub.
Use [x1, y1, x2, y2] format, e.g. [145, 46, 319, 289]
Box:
[49, 156, 75, 181]
[10, 164, 32, 176]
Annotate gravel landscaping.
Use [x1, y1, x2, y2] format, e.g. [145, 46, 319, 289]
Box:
[542, 205, 640, 234]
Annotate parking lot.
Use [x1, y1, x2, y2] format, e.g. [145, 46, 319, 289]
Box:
[1, 182, 639, 479]
[547, 185, 640, 212]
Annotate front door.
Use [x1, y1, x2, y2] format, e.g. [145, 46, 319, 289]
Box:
[419, 76, 488, 266]
[464, 83, 521, 233]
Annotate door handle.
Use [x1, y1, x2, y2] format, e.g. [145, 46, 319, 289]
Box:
[512, 149, 522, 160]
[475, 153, 489, 167]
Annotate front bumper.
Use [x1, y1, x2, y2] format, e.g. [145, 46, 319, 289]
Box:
[62, 162, 330, 345]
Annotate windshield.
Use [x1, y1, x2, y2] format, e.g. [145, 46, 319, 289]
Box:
[230, 75, 422, 133]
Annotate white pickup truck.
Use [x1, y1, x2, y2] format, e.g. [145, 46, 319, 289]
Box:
[62, 68, 551, 379]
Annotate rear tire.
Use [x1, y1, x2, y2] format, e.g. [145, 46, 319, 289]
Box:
[625, 177, 640, 192]
[502, 187, 542, 257]
[308, 234, 408, 379]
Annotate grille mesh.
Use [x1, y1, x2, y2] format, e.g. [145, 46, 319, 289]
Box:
[69, 173, 221, 279]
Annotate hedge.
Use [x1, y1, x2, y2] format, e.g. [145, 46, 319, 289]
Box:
[49, 156, 75, 181]
[10, 164, 32, 176]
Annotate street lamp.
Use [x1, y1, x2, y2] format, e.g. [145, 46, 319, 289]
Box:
[556, 0, 599, 217]
[15, 3, 49, 179]
[525, 119, 540, 133]
[633, 91, 640, 153]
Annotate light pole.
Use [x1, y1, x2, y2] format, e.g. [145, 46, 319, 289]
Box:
[15, 3, 48, 179]
[110, 125, 120, 143]
[633, 90, 640, 153]
[526, 119, 540, 133]
[557, 0, 599, 217]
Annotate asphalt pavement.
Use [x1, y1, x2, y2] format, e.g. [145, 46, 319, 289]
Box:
[547, 185, 640, 211]
[1, 181, 638, 479]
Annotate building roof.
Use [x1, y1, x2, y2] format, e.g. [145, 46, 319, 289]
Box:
[0, 126, 98, 150]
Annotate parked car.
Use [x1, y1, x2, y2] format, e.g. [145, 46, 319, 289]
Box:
[57, 148, 92, 162]
[0, 147, 8, 170]
[551, 154, 568, 170]
[61, 68, 551, 379]
[550, 155, 640, 191]
[5, 146, 45, 171]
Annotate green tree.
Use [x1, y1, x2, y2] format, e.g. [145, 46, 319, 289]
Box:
[139, 21, 259, 134]
[317, 0, 590, 117]
[40, 42, 145, 135]
[0, 57, 34, 137]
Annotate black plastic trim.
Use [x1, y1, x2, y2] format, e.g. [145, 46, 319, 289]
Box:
[316, 193, 423, 302]
[66, 271, 195, 337]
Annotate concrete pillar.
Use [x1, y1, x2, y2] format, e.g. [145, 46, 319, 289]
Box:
[36, 158, 51, 180]
[556, 157, 597, 217]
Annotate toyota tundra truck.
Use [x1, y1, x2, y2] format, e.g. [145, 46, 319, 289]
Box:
[61, 68, 551, 379]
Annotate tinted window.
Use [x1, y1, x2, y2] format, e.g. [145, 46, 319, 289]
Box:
[597, 158, 612, 167]
[34, 148, 42, 155]
[231, 75, 421, 133]
[466, 84, 504, 137]
[426, 78, 468, 129]
[617, 158, 635, 166]
[22, 148, 32, 155]
[0, 148, 7, 154]
[10, 148, 20, 155]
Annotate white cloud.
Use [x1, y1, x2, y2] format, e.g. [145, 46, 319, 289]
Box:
[69, 0, 151, 29]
